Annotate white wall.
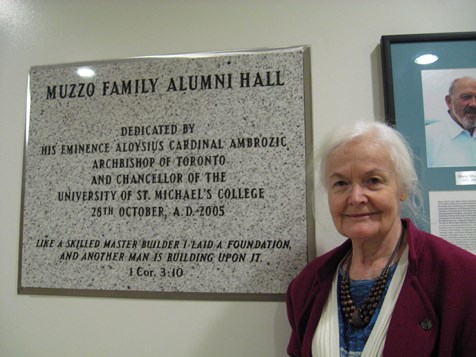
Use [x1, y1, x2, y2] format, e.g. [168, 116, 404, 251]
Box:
[1, 1, 474, 356]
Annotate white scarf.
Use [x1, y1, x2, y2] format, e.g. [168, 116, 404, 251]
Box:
[312, 246, 409, 357]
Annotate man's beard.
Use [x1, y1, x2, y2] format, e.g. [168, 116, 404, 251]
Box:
[454, 107, 476, 130]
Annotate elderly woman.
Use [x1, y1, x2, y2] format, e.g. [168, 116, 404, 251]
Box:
[286, 121, 476, 357]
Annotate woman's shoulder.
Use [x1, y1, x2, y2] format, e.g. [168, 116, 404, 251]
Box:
[406, 219, 476, 286]
[288, 240, 350, 291]
[408, 220, 476, 268]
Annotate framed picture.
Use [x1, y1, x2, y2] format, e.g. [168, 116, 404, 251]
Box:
[381, 32, 476, 254]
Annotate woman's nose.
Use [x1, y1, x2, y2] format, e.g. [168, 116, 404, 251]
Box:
[348, 184, 367, 206]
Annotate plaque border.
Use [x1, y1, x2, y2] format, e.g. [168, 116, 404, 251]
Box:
[18, 45, 315, 301]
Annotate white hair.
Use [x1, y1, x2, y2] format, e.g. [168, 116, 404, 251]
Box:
[316, 120, 423, 219]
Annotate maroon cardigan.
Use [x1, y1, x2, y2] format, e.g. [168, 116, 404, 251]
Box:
[286, 219, 476, 357]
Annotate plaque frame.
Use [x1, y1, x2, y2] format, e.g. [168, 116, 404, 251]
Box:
[18, 46, 315, 301]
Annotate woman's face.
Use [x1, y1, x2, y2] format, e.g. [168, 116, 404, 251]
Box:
[325, 137, 404, 243]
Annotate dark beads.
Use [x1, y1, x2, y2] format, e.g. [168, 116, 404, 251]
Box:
[341, 271, 389, 329]
[340, 226, 405, 329]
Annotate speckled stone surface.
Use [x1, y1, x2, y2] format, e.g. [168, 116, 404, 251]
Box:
[20, 46, 313, 299]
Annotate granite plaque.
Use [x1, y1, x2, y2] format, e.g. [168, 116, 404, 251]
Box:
[19, 46, 314, 300]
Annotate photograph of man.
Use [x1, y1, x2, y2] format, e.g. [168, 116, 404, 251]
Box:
[425, 75, 476, 168]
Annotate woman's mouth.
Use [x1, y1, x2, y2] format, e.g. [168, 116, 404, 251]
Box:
[344, 212, 379, 218]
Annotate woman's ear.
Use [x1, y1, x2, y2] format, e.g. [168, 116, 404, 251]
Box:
[400, 191, 408, 201]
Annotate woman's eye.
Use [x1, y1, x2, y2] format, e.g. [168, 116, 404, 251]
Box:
[367, 177, 382, 186]
[332, 180, 348, 188]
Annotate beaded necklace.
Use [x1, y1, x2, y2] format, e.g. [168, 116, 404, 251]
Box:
[340, 226, 405, 328]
